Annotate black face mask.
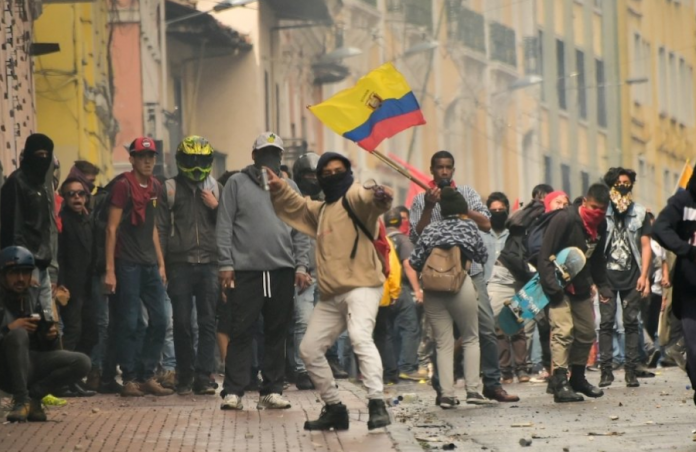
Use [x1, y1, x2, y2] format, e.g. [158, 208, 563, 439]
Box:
[319, 171, 354, 203]
[490, 211, 508, 230]
[297, 178, 322, 198]
[21, 153, 52, 184]
[254, 152, 282, 176]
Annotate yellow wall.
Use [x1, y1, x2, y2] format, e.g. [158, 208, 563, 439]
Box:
[33, 3, 114, 183]
[620, 0, 696, 210]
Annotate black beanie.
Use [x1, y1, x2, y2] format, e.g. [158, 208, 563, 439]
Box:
[316, 152, 351, 177]
[440, 187, 468, 217]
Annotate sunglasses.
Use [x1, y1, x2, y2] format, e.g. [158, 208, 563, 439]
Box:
[66, 190, 87, 198]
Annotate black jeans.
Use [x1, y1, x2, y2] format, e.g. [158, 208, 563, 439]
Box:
[168, 263, 219, 384]
[373, 306, 398, 382]
[0, 328, 91, 401]
[60, 293, 99, 355]
[222, 269, 294, 397]
[599, 288, 643, 370]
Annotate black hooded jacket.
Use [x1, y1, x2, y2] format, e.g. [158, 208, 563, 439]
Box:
[652, 166, 696, 317]
[497, 198, 546, 283]
[538, 201, 612, 303]
[0, 135, 55, 268]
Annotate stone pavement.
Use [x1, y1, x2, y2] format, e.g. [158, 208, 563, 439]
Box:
[2, 368, 695, 451]
[386, 366, 696, 452]
[0, 381, 408, 452]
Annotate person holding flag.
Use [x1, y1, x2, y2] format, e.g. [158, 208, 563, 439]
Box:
[409, 150, 520, 403]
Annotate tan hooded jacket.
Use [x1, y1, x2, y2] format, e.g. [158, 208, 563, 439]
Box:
[271, 181, 391, 300]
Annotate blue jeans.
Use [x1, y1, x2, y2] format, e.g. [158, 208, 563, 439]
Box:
[471, 272, 503, 389]
[167, 263, 218, 382]
[113, 261, 167, 382]
[390, 290, 420, 373]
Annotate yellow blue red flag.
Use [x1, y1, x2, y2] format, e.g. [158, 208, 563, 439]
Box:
[308, 63, 426, 151]
[676, 159, 693, 193]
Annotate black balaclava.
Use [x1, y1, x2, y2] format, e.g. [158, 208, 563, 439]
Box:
[316, 152, 354, 203]
[490, 210, 508, 230]
[253, 146, 283, 176]
[20, 133, 54, 184]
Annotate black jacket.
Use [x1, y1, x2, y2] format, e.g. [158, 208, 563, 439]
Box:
[538, 204, 612, 303]
[0, 170, 54, 268]
[0, 286, 59, 351]
[157, 174, 221, 266]
[498, 199, 546, 283]
[58, 208, 93, 299]
[652, 181, 696, 317]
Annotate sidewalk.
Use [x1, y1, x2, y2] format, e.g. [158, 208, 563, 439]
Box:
[0, 381, 402, 452]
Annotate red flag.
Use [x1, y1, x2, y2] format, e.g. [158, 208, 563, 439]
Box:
[386, 153, 430, 207]
[512, 198, 520, 212]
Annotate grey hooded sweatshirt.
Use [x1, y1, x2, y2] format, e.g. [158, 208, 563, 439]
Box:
[216, 165, 310, 272]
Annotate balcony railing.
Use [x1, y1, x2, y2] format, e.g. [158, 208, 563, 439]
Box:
[489, 21, 516, 67]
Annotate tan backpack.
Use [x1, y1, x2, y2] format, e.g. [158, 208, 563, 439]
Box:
[421, 246, 470, 293]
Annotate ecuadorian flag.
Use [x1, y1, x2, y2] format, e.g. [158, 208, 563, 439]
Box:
[309, 63, 426, 151]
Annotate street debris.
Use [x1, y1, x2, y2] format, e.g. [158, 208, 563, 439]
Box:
[587, 431, 625, 436]
[511, 422, 534, 428]
[518, 438, 532, 447]
[609, 415, 619, 420]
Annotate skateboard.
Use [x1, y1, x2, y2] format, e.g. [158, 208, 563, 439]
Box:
[498, 247, 586, 336]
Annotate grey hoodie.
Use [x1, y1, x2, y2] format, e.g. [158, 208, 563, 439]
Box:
[216, 165, 310, 272]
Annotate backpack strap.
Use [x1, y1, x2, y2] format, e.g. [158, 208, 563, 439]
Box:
[342, 196, 374, 259]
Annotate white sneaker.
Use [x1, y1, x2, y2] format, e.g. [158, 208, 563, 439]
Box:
[220, 394, 244, 410]
[257, 393, 291, 410]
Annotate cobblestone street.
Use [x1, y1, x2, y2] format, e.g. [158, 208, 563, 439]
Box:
[0, 381, 401, 452]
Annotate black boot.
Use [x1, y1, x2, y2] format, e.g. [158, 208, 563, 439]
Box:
[625, 369, 640, 387]
[569, 365, 604, 398]
[546, 378, 555, 395]
[552, 369, 584, 403]
[599, 368, 614, 387]
[304, 403, 349, 431]
[367, 399, 391, 430]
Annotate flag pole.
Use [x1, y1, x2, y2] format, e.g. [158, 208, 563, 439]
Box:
[371, 150, 430, 190]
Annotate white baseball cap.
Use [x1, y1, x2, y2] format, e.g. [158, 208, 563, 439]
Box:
[253, 132, 284, 151]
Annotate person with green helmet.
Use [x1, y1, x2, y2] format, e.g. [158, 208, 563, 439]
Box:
[157, 136, 222, 395]
[0, 246, 91, 422]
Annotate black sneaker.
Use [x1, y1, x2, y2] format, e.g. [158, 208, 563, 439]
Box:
[98, 379, 124, 394]
[635, 367, 655, 378]
[304, 403, 349, 431]
[466, 392, 496, 405]
[193, 378, 216, 395]
[367, 399, 391, 430]
[295, 372, 315, 390]
[599, 369, 614, 387]
[177, 383, 193, 396]
[625, 370, 640, 388]
[439, 396, 460, 409]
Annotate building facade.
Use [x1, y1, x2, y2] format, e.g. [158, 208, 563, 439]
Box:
[0, 0, 41, 180]
[617, 0, 696, 211]
[33, 1, 117, 181]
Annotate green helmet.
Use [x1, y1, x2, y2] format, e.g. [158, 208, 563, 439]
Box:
[176, 135, 214, 182]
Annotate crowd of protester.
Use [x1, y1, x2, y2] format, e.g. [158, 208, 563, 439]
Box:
[0, 132, 692, 430]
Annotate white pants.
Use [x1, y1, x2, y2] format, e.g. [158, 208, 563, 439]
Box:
[299, 287, 383, 404]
